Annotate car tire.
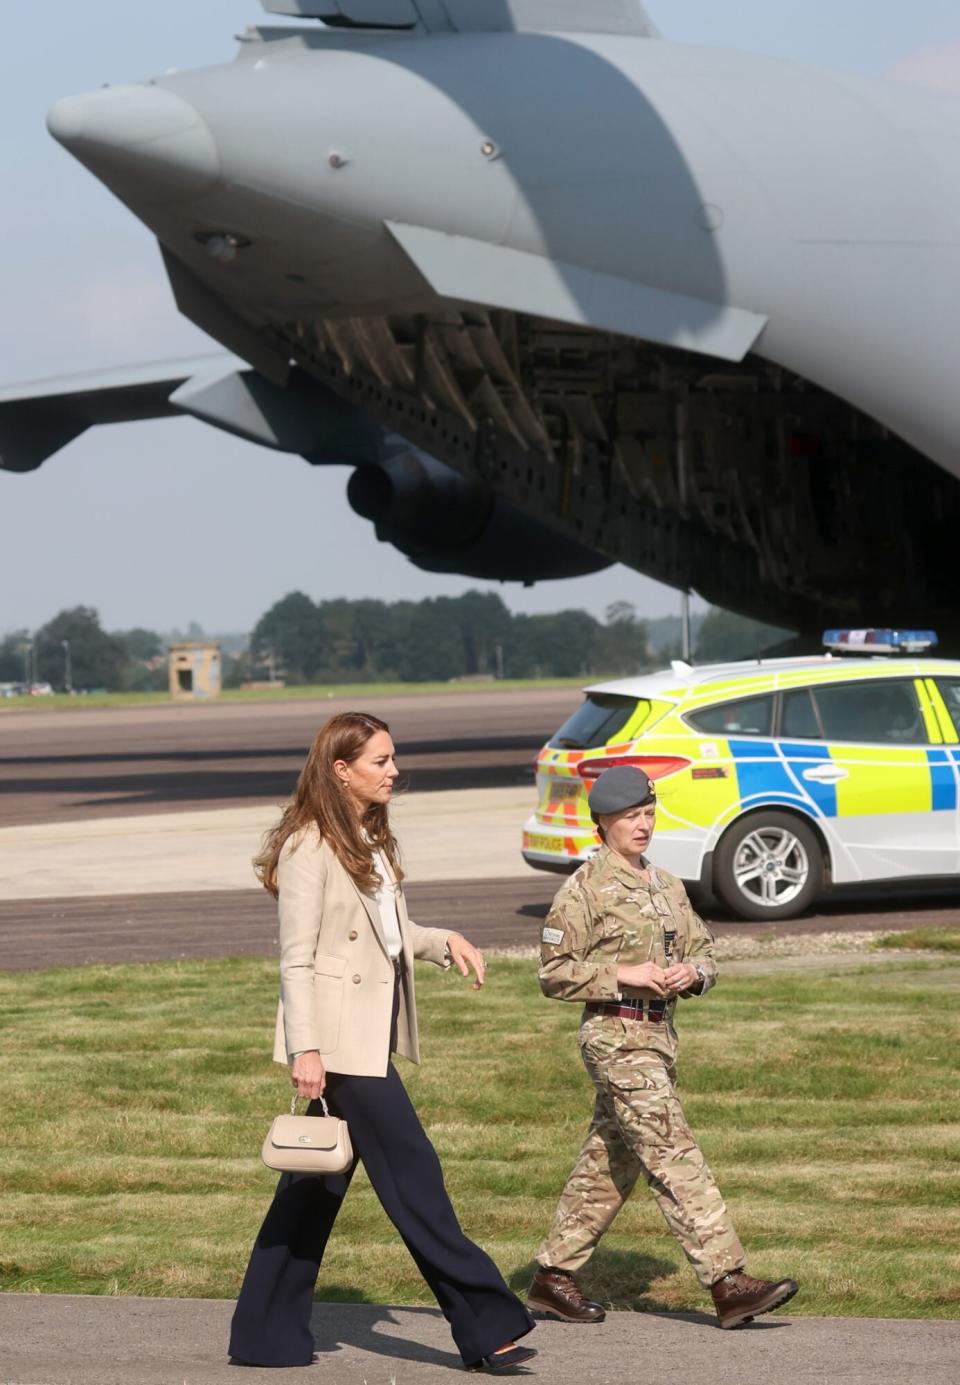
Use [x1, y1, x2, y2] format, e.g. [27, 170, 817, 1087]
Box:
[713, 811, 823, 922]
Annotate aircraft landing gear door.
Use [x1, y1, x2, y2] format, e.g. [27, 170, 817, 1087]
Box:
[811, 677, 956, 879]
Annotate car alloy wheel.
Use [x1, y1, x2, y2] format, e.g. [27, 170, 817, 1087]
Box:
[714, 811, 823, 921]
[733, 826, 809, 908]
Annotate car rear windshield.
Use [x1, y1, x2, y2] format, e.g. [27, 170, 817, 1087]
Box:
[549, 694, 638, 750]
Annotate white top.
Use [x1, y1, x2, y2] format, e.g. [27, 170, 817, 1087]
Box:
[583, 653, 954, 702]
[372, 847, 403, 959]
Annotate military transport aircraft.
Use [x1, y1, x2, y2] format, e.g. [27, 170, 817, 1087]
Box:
[3, 0, 960, 632]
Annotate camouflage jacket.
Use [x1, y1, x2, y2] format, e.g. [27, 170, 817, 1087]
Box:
[538, 845, 717, 1007]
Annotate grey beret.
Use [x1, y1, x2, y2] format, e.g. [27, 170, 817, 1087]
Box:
[588, 765, 656, 818]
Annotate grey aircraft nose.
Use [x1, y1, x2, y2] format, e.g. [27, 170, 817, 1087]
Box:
[47, 84, 221, 203]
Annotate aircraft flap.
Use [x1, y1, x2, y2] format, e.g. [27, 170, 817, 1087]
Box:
[0, 405, 88, 475]
[260, 1, 659, 35]
[386, 223, 767, 363]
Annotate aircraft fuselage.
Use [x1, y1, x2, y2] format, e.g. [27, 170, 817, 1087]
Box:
[34, 15, 960, 636]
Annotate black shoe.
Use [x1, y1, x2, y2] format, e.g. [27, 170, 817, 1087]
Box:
[466, 1345, 538, 1372]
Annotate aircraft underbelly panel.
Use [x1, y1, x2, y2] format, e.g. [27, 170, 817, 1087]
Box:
[386, 222, 767, 362]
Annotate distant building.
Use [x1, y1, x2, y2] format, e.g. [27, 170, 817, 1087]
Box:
[168, 642, 221, 701]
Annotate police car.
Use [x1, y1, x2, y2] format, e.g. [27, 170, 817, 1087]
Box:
[522, 630, 960, 921]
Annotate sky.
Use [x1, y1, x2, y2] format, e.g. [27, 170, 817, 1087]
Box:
[3, 1, 960, 636]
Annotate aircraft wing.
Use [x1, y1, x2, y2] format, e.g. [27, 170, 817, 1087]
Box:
[0, 354, 241, 473]
[0, 354, 393, 473]
[260, 1, 659, 36]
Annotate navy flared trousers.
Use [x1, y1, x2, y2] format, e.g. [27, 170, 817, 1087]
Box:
[228, 1063, 534, 1368]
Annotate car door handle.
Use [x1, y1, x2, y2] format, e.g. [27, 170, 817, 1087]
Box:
[801, 764, 849, 783]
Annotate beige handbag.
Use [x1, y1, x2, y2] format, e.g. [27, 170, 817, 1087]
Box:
[261, 1094, 353, 1175]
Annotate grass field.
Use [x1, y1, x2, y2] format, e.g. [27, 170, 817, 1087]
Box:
[874, 929, 960, 954]
[1, 955, 957, 1318]
[0, 676, 588, 713]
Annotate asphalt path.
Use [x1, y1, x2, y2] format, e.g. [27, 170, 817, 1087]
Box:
[0, 1296, 956, 1385]
[2, 692, 959, 971]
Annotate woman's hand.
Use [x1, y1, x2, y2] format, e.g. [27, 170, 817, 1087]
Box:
[291, 1049, 326, 1100]
[616, 961, 668, 996]
[446, 932, 486, 990]
[664, 961, 700, 995]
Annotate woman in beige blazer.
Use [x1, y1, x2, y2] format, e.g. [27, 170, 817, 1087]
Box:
[229, 711, 536, 1373]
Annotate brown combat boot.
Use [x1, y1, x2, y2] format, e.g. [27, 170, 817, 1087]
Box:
[711, 1269, 799, 1329]
[526, 1267, 606, 1323]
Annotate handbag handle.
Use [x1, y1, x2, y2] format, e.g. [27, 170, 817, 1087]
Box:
[289, 1093, 332, 1117]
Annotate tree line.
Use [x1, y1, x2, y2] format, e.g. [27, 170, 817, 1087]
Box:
[0, 596, 790, 693]
[0, 609, 166, 693]
[246, 591, 789, 684]
[247, 591, 652, 684]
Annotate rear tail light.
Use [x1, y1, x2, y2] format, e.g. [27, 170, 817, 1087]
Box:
[576, 755, 691, 783]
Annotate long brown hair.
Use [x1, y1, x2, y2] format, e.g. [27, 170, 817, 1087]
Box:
[254, 711, 403, 897]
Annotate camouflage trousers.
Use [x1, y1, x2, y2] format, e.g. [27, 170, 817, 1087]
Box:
[536, 1043, 745, 1289]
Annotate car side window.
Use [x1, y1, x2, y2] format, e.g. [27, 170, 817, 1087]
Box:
[812, 680, 926, 745]
[780, 688, 821, 739]
[688, 693, 773, 737]
[935, 678, 960, 734]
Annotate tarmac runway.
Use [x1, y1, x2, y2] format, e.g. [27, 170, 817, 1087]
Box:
[0, 690, 576, 828]
[2, 691, 960, 972]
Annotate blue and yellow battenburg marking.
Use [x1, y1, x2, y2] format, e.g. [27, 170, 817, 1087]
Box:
[524, 639, 960, 870]
[727, 739, 837, 817]
[929, 749, 960, 812]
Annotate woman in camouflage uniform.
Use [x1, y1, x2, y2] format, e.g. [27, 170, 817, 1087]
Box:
[526, 765, 798, 1330]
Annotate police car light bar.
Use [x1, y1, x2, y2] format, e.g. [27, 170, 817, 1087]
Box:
[822, 628, 938, 654]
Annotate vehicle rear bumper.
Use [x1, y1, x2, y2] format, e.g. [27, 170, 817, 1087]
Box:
[522, 815, 598, 872]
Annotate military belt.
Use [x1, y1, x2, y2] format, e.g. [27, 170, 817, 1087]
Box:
[585, 999, 668, 1023]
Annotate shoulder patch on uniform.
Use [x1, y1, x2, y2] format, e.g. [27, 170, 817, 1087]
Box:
[541, 925, 565, 946]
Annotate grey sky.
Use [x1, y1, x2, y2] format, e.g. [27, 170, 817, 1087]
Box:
[3, 1, 958, 635]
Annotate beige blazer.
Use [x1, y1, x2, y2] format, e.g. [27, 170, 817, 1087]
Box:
[272, 827, 451, 1077]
